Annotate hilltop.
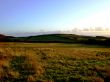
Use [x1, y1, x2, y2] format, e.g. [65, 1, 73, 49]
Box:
[0, 34, 14, 42]
[0, 33, 110, 46]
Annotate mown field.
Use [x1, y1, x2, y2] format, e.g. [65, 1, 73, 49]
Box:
[0, 42, 110, 82]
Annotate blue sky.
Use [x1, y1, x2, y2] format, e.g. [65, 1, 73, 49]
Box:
[0, 0, 110, 36]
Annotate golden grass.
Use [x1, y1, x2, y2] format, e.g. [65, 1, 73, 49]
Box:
[0, 42, 110, 81]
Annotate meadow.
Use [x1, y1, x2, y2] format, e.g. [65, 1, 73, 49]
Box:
[0, 42, 110, 82]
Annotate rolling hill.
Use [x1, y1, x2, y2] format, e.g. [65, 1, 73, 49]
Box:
[0, 33, 110, 46]
[0, 34, 14, 42]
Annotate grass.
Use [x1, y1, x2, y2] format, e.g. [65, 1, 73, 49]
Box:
[0, 42, 110, 82]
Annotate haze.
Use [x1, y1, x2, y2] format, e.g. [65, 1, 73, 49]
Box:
[0, 0, 110, 36]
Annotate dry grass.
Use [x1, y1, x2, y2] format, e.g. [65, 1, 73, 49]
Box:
[0, 47, 44, 82]
[0, 43, 110, 82]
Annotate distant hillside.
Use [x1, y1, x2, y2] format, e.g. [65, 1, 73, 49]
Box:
[12, 34, 76, 43]
[0, 34, 14, 42]
[0, 33, 110, 46]
[0, 34, 7, 38]
[13, 34, 93, 42]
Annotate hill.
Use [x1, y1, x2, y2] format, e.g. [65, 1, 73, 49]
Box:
[0, 34, 14, 42]
[24, 34, 78, 43]
[0, 33, 110, 46]
[12, 34, 90, 43]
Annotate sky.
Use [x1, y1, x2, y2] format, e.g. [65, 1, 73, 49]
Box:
[0, 0, 110, 36]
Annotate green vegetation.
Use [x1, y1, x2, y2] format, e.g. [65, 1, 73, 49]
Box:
[0, 43, 110, 82]
[1, 34, 110, 46]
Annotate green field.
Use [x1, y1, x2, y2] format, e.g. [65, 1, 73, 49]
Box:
[0, 43, 110, 82]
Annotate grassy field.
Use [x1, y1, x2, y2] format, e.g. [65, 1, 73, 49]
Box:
[0, 42, 110, 82]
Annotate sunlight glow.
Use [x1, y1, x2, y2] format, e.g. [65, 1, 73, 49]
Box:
[74, 8, 110, 29]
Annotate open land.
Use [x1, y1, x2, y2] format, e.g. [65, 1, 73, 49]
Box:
[0, 43, 110, 82]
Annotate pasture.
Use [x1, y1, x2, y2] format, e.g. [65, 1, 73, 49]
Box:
[0, 42, 110, 82]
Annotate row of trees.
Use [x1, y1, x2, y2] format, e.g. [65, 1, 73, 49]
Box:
[79, 38, 110, 46]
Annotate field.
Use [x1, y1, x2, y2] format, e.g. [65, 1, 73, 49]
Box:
[0, 42, 110, 82]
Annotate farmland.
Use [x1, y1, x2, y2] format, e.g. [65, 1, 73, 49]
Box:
[0, 42, 110, 82]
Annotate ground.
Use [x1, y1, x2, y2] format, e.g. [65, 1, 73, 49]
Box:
[0, 42, 110, 82]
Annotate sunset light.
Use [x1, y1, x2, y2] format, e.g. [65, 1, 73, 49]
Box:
[0, 0, 110, 36]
